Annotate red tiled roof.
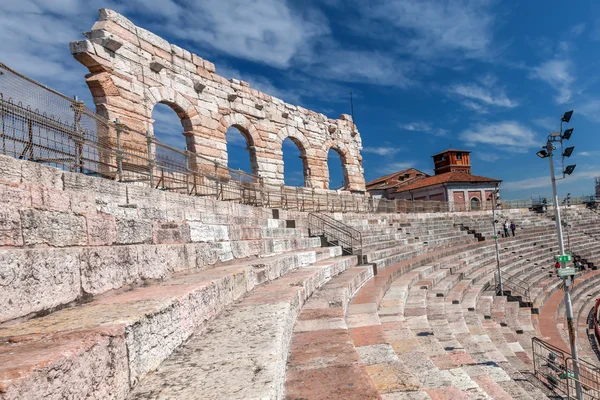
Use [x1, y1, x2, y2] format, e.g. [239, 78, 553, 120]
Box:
[393, 171, 501, 193]
[366, 168, 428, 190]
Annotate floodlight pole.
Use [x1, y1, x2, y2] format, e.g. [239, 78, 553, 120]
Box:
[490, 188, 503, 295]
[545, 139, 583, 400]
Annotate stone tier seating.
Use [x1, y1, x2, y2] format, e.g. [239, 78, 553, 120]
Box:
[454, 210, 557, 240]
[0, 155, 355, 399]
[3, 154, 600, 399]
[282, 210, 600, 399]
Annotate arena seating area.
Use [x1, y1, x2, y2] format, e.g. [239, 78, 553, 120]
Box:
[1, 155, 600, 400]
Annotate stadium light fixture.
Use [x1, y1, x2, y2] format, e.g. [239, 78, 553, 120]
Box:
[562, 110, 573, 123]
[563, 128, 574, 140]
[537, 109, 583, 400]
[564, 165, 576, 175]
[563, 146, 574, 158]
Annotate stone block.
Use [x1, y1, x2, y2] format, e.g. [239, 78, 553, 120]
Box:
[20, 209, 87, 247]
[30, 186, 71, 211]
[0, 248, 81, 323]
[186, 242, 218, 269]
[116, 218, 152, 244]
[82, 245, 139, 295]
[0, 155, 22, 183]
[0, 209, 22, 246]
[209, 242, 233, 262]
[189, 222, 229, 242]
[70, 39, 95, 55]
[151, 244, 189, 274]
[63, 172, 127, 204]
[152, 222, 191, 244]
[0, 183, 31, 208]
[70, 191, 97, 214]
[86, 213, 117, 246]
[231, 240, 262, 259]
[228, 226, 262, 241]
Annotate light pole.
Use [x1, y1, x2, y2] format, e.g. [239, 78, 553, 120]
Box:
[563, 193, 571, 252]
[488, 187, 503, 295]
[536, 109, 582, 400]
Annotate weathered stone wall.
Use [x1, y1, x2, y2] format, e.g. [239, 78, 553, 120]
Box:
[0, 155, 317, 323]
[69, 9, 366, 192]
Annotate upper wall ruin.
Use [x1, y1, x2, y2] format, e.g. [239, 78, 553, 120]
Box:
[70, 9, 366, 192]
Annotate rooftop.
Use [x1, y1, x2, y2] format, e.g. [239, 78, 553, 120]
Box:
[393, 171, 501, 193]
[431, 149, 471, 157]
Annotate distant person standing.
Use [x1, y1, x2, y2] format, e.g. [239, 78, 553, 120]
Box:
[504, 220, 510, 237]
[510, 221, 516, 237]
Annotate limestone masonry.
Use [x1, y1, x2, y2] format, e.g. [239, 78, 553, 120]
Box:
[69, 9, 366, 191]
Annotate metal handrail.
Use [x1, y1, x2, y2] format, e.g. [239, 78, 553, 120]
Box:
[494, 271, 531, 303]
[307, 213, 362, 256]
[533, 337, 600, 399]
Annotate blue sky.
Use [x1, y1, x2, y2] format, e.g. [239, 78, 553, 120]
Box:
[1, 0, 599, 199]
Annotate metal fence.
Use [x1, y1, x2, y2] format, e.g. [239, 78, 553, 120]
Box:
[0, 61, 587, 215]
[532, 337, 600, 399]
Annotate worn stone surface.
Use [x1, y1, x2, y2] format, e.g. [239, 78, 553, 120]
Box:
[86, 213, 117, 245]
[0, 209, 23, 246]
[0, 330, 129, 400]
[0, 248, 81, 322]
[82, 246, 139, 295]
[20, 209, 87, 247]
[71, 9, 366, 191]
[116, 218, 152, 244]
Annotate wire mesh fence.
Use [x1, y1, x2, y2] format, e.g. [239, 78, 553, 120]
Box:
[1, 61, 590, 214]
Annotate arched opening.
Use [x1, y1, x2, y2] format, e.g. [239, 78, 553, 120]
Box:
[282, 137, 307, 187]
[151, 102, 192, 151]
[470, 197, 481, 210]
[226, 125, 257, 181]
[327, 147, 348, 190]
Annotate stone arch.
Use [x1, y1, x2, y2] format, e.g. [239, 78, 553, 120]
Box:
[276, 126, 313, 187]
[323, 140, 351, 190]
[217, 113, 261, 175]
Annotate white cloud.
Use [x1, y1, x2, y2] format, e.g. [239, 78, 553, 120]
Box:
[570, 23, 585, 37]
[358, 0, 496, 60]
[475, 153, 501, 162]
[459, 121, 539, 152]
[530, 59, 574, 104]
[399, 122, 449, 137]
[382, 161, 417, 174]
[448, 82, 518, 108]
[503, 168, 600, 191]
[578, 99, 600, 122]
[532, 117, 558, 131]
[580, 151, 600, 157]
[363, 147, 403, 156]
[165, 0, 329, 68]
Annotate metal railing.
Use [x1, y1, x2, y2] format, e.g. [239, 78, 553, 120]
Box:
[594, 299, 600, 347]
[307, 213, 362, 257]
[494, 271, 531, 304]
[533, 337, 600, 399]
[2, 61, 588, 215]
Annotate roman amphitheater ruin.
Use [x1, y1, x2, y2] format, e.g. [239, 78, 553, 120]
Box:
[70, 9, 366, 192]
[1, 8, 600, 400]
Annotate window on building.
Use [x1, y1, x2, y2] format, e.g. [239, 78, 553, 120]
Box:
[470, 197, 480, 210]
[456, 153, 462, 160]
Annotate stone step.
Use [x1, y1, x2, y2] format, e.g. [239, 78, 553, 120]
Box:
[285, 265, 376, 399]
[0, 245, 344, 400]
[128, 255, 358, 399]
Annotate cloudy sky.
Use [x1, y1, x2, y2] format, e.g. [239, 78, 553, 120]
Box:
[1, 0, 600, 197]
